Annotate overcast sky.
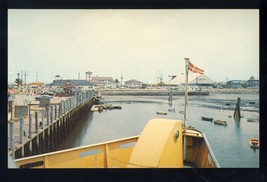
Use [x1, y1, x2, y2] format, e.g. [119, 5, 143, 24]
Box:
[8, 9, 259, 84]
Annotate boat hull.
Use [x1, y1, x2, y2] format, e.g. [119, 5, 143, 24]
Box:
[214, 120, 228, 126]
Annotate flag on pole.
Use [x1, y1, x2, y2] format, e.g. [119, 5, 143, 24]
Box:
[188, 61, 204, 74]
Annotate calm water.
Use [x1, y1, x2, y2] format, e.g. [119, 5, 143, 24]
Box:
[59, 93, 259, 168]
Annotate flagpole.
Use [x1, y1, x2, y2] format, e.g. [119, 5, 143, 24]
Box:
[184, 58, 189, 129]
[183, 58, 189, 161]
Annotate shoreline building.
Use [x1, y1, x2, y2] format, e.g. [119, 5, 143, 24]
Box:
[124, 79, 143, 88]
[165, 72, 215, 91]
[90, 76, 116, 88]
[46, 79, 94, 95]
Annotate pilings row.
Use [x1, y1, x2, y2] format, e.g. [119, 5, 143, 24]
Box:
[9, 91, 94, 159]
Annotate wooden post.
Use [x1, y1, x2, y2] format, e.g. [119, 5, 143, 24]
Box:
[35, 112, 38, 133]
[9, 121, 15, 159]
[46, 106, 49, 126]
[41, 110, 44, 129]
[55, 104, 57, 119]
[50, 105, 53, 123]
[64, 100, 67, 113]
[59, 102, 62, 117]
[234, 97, 241, 120]
[41, 110, 45, 154]
[29, 114, 32, 138]
[20, 117, 24, 144]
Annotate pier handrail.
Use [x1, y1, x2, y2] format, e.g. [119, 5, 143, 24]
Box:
[202, 133, 220, 168]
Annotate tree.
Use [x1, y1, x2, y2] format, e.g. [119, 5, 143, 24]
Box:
[15, 78, 22, 86]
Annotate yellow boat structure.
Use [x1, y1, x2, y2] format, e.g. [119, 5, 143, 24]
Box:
[14, 118, 219, 168]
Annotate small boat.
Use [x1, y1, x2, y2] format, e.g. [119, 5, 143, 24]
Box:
[168, 108, 176, 112]
[250, 137, 259, 149]
[247, 119, 256, 122]
[179, 111, 184, 114]
[201, 117, 213, 121]
[214, 120, 228, 126]
[249, 102, 255, 104]
[156, 111, 167, 115]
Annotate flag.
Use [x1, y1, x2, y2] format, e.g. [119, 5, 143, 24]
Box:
[188, 61, 204, 74]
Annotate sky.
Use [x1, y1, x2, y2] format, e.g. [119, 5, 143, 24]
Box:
[8, 9, 259, 84]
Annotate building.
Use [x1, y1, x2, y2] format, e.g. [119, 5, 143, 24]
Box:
[165, 72, 215, 90]
[124, 79, 143, 88]
[90, 76, 116, 88]
[226, 80, 247, 89]
[226, 76, 259, 89]
[47, 79, 94, 95]
[247, 76, 259, 88]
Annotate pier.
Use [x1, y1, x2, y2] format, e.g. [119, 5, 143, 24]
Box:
[8, 90, 95, 160]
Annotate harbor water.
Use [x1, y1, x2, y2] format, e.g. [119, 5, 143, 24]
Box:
[58, 93, 259, 168]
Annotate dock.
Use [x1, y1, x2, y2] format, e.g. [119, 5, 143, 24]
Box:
[8, 90, 95, 159]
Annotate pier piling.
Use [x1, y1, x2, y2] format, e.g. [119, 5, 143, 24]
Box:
[234, 97, 241, 120]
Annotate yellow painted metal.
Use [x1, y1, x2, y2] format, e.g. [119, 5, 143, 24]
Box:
[15, 136, 138, 168]
[127, 119, 183, 168]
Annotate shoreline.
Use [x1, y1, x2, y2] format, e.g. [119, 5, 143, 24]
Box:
[99, 88, 259, 96]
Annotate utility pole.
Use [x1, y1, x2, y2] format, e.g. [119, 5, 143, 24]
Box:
[24, 71, 27, 88]
[21, 71, 23, 86]
[17, 73, 20, 86]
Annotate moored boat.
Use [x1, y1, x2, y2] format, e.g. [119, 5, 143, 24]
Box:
[250, 137, 259, 149]
[247, 119, 256, 122]
[156, 111, 167, 115]
[214, 120, 228, 126]
[201, 116, 213, 121]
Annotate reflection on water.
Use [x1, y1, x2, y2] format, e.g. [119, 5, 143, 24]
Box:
[59, 93, 259, 168]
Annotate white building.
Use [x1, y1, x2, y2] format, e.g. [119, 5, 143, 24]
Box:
[124, 79, 143, 88]
[90, 76, 116, 88]
[165, 72, 214, 90]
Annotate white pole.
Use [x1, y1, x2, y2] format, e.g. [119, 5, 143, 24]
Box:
[183, 58, 189, 161]
[184, 58, 189, 129]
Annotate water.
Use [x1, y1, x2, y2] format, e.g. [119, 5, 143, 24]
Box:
[59, 93, 259, 168]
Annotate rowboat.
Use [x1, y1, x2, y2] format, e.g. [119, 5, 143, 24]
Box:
[214, 120, 228, 126]
[250, 137, 259, 149]
[156, 111, 167, 115]
[247, 119, 256, 122]
[201, 117, 213, 121]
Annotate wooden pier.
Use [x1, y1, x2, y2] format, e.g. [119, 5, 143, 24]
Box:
[8, 90, 95, 160]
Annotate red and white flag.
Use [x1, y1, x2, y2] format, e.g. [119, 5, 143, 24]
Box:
[188, 61, 204, 74]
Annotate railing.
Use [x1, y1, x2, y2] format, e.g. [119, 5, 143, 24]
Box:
[202, 133, 220, 168]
